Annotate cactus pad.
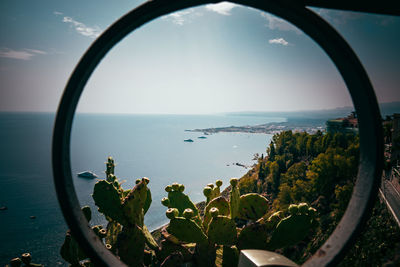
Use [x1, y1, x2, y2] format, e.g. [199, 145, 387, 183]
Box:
[207, 216, 237, 246]
[105, 220, 122, 252]
[229, 178, 240, 220]
[268, 204, 315, 250]
[143, 225, 159, 250]
[164, 183, 199, 217]
[203, 196, 230, 228]
[116, 225, 145, 267]
[92, 180, 126, 225]
[122, 178, 149, 227]
[237, 222, 270, 250]
[167, 217, 207, 244]
[238, 193, 269, 221]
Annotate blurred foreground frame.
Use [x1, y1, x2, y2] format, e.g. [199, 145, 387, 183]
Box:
[52, 0, 398, 266]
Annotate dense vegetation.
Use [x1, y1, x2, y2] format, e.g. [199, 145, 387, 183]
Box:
[239, 130, 400, 265]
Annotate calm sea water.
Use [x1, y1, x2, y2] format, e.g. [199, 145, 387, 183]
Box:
[0, 112, 283, 266]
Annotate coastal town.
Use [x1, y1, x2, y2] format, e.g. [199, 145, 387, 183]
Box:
[188, 121, 325, 135]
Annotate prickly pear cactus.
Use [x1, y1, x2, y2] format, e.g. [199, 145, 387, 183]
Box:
[161, 183, 199, 218]
[167, 208, 208, 244]
[7, 254, 44, 267]
[267, 203, 317, 250]
[105, 156, 115, 181]
[143, 225, 159, 250]
[60, 230, 87, 265]
[105, 220, 121, 252]
[203, 196, 230, 229]
[91, 159, 155, 267]
[203, 180, 223, 205]
[122, 178, 149, 227]
[116, 224, 146, 267]
[92, 179, 126, 225]
[207, 208, 237, 246]
[237, 222, 270, 250]
[142, 177, 152, 215]
[238, 193, 269, 221]
[203, 186, 213, 204]
[229, 178, 240, 220]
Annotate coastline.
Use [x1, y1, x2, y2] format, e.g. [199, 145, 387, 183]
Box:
[187, 120, 325, 135]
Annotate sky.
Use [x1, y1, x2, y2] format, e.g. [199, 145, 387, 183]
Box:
[0, 1, 399, 114]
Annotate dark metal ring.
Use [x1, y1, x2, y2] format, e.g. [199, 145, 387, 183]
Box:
[52, 0, 383, 266]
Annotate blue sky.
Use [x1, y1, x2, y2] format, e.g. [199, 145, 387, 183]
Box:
[0, 1, 399, 114]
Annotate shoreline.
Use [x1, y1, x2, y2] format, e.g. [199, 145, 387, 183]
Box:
[187, 121, 325, 135]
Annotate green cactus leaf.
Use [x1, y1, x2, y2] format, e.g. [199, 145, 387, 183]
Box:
[143, 225, 159, 250]
[105, 220, 122, 251]
[222, 246, 239, 267]
[167, 189, 199, 217]
[168, 217, 207, 244]
[211, 183, 221, 200]
[81, 206, 92, 223]
[122, 180, 148, 227]
[92, 180, 126, 225]
[143, 188, 152, 215]
[203, 196, 230, 229]
[60, 231, 87, 264]
[237, 222, 270, 250]
[229, 179, 240, 219]
[116, 225, 145, 267]
[207, 216, 237, 246]
[238, 193, 269, 221]
[268, 213, 313, 250]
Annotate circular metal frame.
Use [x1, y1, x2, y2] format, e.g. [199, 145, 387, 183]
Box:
[52, 0, 383, 266]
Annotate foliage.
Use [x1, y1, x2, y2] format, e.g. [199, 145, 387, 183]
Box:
[338, 199, 400, 266]
[236, 130, 362, 263]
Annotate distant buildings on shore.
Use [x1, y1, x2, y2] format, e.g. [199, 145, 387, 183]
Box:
[326, 112, 358, 134]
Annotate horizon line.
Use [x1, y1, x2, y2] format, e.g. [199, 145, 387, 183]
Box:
[0, 100, 399, 116]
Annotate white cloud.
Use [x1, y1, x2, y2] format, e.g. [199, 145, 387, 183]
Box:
[260, 12, 301, 34]
[53, 11, 63, 16]
[163, 9, 194, 25]
[162, 9, 202, 25]
[61, 16, 102, 38]
[205, 2, 238, 15]
[25, 49, 47, 55]
[0, 48, 47, 60]
[269, 38, 289, 46]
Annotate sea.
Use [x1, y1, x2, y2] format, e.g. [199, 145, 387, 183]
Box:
[0, 112, 284, 266]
